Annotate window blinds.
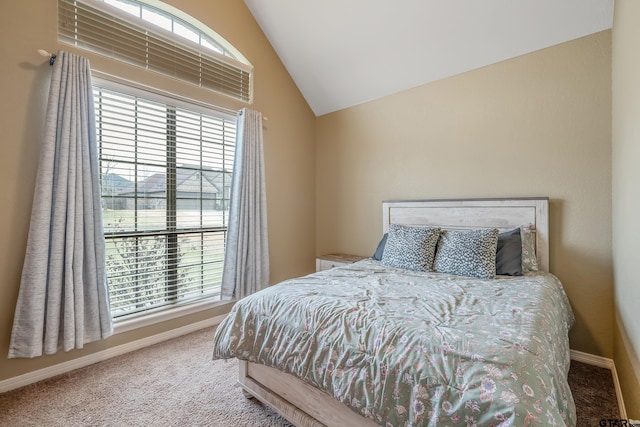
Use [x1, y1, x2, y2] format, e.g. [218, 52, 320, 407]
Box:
[95, 85, 237, 317]
[59, 0, 252, 103]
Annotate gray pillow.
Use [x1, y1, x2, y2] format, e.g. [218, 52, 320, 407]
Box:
[372, 233, 388, 261]
[496, 228, 523, 276]
[434, 228, 499, 279]
[380, 224, 440, 272]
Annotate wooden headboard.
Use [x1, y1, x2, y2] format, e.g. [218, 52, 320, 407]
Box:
[382, 198, 549, 272]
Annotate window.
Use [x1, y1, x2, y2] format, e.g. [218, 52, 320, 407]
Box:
[95, 82, 236, 318]
[56, 0, 250, 322]
[100, 0, 232, 58]
[59, 0, 252, 102]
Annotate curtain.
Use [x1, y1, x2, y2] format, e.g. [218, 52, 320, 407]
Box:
[8, 51, 113, 358]
[221, 108, 269, 300]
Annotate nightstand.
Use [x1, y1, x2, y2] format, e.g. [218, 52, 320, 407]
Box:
[316, 253, 367, 272]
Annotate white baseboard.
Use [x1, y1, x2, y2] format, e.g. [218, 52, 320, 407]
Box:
[0, 314, 226, 394]
[570, 349, 627, 418]
[570, 349, 613, 368]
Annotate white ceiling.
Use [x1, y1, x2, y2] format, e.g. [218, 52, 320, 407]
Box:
[243, 0, 614, 116]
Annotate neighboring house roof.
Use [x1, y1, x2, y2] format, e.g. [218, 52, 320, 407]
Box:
[102, 173, 134, 194]
[111, 167, 231, 197]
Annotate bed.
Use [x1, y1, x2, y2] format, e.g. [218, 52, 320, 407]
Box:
[212, 198, 576, 426]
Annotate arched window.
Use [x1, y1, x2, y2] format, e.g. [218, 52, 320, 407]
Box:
[59, 0, 252, 102]
[57, 0, 248, 324]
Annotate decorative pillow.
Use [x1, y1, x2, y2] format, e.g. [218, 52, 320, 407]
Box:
[434, 228, 499, 279]
[520, 226, 539, 272]
[380, 224, 440, 272]
[496, 228, 523, 276]
[372, 233, 388, 261]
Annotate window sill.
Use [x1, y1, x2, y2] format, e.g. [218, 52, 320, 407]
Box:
[113, 298, 235, 335]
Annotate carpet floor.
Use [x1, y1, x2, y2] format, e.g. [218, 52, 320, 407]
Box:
[0, 327, 620, 426]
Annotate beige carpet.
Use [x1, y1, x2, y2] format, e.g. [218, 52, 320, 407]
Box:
[0, 327, 619, 426]
[0, 328, 291, 427]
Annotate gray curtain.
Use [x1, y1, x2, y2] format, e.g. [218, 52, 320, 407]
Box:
[8, 51, 113, 358]
[221, 108, 269, 300]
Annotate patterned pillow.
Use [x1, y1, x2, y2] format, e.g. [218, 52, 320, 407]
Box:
[520, 226, 539, 272]
[434, 228, 499, 279]
[380, 224, 440, 272]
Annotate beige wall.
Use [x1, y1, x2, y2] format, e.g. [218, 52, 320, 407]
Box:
[317, 32, 613, 358]
[0, 0, 316, 382]
[612, 0, 640, 417]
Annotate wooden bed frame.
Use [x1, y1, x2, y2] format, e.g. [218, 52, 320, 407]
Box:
[237, 198, 550, 427]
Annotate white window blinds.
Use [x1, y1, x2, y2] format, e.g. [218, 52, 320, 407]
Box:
[95, 84, 237, 318]
[59, 0, 252, 103]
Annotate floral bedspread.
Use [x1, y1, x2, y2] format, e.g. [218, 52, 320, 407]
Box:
[212, 259, 576, 426]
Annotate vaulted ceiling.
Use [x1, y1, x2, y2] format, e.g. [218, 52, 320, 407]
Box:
[244, 0, 614, 116]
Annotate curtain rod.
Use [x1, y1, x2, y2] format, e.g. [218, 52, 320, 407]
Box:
[37, 49, 56, 66]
